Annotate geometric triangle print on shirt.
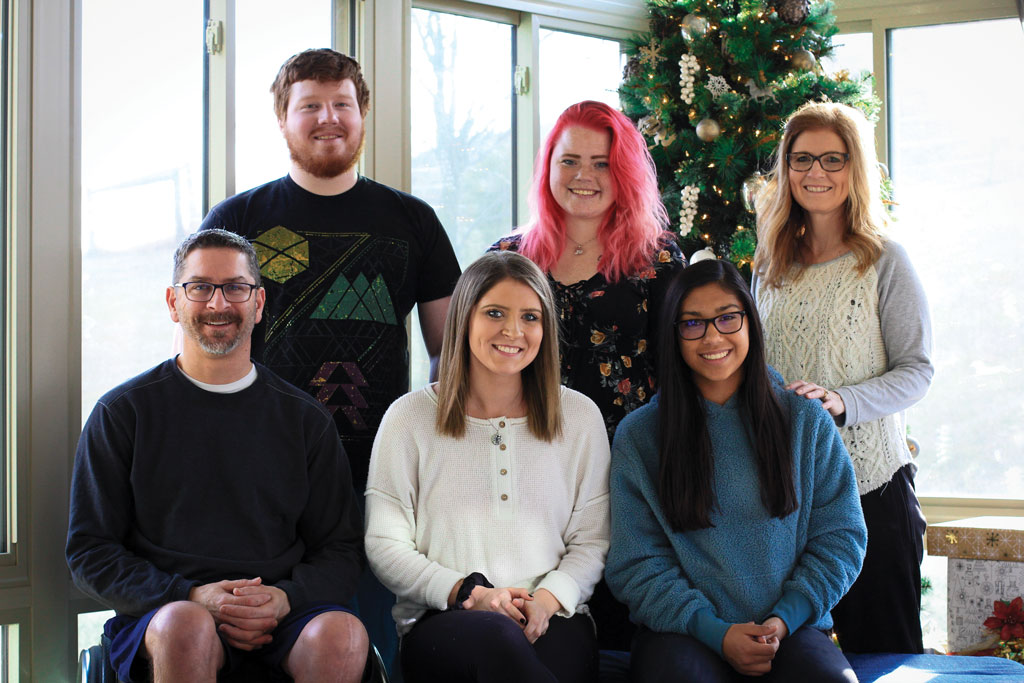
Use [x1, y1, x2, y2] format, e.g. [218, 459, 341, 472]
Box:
[310, 271, 398, 325]
[251, 226, 309, 284]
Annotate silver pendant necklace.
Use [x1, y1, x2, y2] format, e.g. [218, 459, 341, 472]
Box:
[481, 392, 522, 446]
[570, 235, 599, 256]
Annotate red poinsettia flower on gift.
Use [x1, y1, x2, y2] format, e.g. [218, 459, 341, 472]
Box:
[983, 596, 1024, 641]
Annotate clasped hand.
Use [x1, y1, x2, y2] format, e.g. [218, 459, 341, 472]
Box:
[188, 577, 290, 651]
[721, 617, 788, 676]
[460, 585, 561, 644]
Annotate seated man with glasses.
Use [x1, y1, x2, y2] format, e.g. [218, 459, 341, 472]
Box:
[66, 229, 368, 683]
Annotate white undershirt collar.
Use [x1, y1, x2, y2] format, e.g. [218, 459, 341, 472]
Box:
[178, 362, 258, 394]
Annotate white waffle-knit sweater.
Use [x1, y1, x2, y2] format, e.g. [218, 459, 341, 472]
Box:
[365, 385, 610, 635]
[753, 240, 933, 494]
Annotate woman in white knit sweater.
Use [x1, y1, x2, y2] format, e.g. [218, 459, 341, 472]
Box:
[752, 101, 933, 654]
[365, 250, 610, 683]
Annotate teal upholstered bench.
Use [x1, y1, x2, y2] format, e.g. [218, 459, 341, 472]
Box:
[598, 649, 1024, 682]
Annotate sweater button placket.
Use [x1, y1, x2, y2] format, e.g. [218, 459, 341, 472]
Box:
[494, 420, 512, 515]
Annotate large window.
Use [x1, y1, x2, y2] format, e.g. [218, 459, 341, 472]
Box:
[821, 31, 872, 79]
[80, 1, 206, 416]
[538, 28, 623, 137]
[234, 0, 333, 191]
[410, 8, 514, 266]
[408, 7, 515, 386]
[889, 17, 1024, 499]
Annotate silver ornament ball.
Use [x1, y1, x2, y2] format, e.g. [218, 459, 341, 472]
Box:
[791, 49, 816, 71]
[695, 118, 721, 142]
[681, 14, 708, 40]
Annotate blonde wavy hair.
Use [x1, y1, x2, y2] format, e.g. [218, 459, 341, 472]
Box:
[753, 101, 887, 288]
[435, 251, 562, 442]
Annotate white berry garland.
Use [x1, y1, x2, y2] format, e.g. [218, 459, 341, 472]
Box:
[679, 185, 700, 233]
[679, 54, 700, 104]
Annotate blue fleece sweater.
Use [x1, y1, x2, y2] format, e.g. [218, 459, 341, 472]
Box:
[605, 385, 866, 656]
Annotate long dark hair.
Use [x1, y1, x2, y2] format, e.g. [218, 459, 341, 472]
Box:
[656, 259, 796, 531]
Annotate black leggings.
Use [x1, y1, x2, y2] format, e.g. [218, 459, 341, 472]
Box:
[400, 610, 597, 683]
[831, 463, 927, 653]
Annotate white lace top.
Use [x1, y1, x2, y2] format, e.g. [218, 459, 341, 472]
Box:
[753, 241, 934, 494]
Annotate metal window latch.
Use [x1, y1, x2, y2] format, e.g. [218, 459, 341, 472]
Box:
[206, 20, 224, 55]
[514, 65, 529, 96]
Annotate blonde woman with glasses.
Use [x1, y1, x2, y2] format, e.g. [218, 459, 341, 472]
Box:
[752, 101, 933, 654]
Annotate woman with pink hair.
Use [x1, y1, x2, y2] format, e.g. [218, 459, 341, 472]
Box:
[490, 100, 685, 650]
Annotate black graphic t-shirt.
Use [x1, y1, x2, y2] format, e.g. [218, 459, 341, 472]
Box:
[201, 175, 461, 487]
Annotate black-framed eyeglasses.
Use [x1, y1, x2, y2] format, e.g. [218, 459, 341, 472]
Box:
[676, 311, 747, 340]
[786, 151, 849, 172]
[174, 281, 258, 303]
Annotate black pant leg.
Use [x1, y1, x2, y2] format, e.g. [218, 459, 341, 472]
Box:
[532, 613, 598, 683]
[631, 626, 739, 683]
[401, 611, 595, 683]
[831, 463, 926, 654]
[589, 578, 636, 651]
[765, 628, 857, 683]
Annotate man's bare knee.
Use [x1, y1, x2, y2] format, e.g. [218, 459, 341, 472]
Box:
[286, 611, 368, 683]
[144, 601, 222, 666]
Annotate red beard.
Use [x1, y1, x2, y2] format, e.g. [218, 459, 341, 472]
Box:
[285, 127, 365, 180]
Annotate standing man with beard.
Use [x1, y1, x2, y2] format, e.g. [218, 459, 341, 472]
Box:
[67, 230, 367, 683]
[199, 49, 461, 671]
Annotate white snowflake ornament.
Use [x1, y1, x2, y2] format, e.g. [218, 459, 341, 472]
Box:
[638, 39, 665, 68]
[706, 75, 731, 99]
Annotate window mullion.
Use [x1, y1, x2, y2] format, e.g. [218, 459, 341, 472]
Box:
[514, 12, 538, 227]
[205, 0, 235, 212]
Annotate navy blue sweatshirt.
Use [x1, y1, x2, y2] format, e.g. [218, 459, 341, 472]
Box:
[66, 359, 364, 617]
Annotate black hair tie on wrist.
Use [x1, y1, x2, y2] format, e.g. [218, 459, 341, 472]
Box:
[453, 572, 494, 609]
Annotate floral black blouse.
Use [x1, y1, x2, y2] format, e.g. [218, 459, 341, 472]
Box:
[490, 234, 686, 440]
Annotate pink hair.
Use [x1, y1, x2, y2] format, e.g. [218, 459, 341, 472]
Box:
[519, 101, 671, 282]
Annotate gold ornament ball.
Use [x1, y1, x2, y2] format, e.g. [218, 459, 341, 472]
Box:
[695, 118, 721, 142]
[681, 14, 708, 39]
[791, 49, 816, 71]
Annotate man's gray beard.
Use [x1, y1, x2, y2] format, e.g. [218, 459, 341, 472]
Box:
[196, 334, 243, 356]
[182, 313, 254, 356]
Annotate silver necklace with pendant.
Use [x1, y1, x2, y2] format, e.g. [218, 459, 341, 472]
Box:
[486, 394, 522, 446]
[570, 235, 599, 256]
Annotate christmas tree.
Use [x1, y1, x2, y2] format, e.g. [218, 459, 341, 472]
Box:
[620, 0, 878, 272]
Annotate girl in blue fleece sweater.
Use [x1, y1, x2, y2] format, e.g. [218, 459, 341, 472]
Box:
[605, 260, 867, 682]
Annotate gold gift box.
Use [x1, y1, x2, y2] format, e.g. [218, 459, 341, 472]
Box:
[927, 516, 1024, 562]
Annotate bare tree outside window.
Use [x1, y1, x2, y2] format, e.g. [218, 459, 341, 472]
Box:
[409, 9, 514, 387]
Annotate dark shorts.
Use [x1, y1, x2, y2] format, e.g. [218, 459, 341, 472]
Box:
[105, 601, 354, 683]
